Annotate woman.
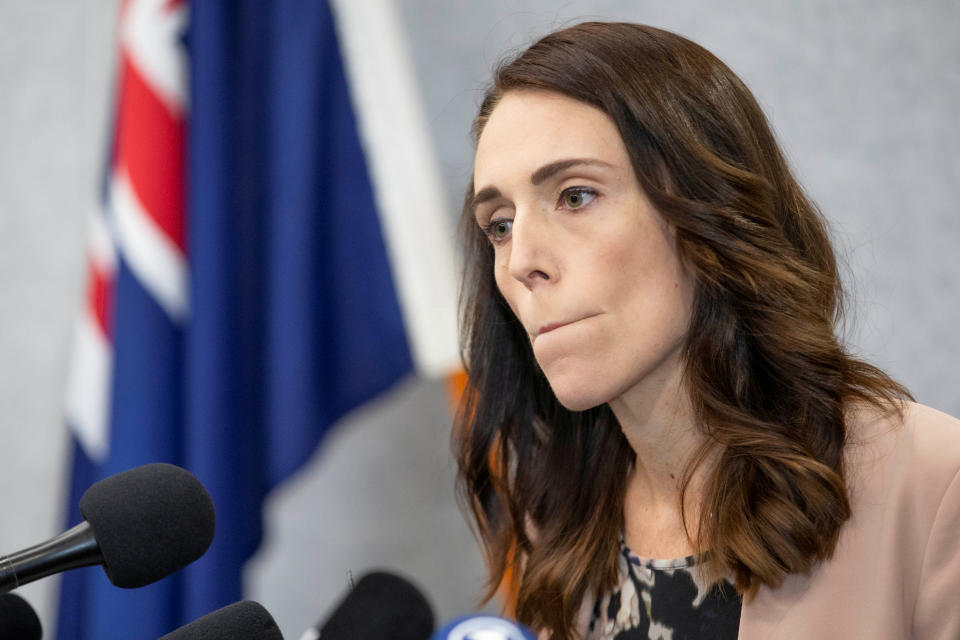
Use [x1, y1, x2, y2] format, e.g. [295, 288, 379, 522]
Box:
[454, 22, 960, 640]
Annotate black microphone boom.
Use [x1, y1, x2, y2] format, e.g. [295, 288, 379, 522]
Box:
[0, 463, 215, 593]
[0, 521, 99, 593]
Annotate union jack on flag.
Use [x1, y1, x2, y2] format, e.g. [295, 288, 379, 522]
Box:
[66, 0, 188, 468]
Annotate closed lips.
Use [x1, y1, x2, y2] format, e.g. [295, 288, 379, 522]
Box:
[537, 313, 600, 336]
[538, 321, 572, 335]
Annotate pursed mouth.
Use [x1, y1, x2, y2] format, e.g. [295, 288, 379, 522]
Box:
[536, 313, 599, 337]
[537, 321, 570, 335]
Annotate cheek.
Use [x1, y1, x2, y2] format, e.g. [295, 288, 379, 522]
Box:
[493, 262, 532, 341]
[605, 216, 691, 314]
[608, 239, 694, 383]
[492, 262, 518, 314]
[539, 226, 692, 409]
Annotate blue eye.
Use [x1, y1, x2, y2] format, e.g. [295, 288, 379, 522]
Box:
[484, 218, 512, 244]
[560, 187, 596, 209]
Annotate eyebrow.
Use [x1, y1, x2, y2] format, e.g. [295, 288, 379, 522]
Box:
[472, 157, 614, 213]
[530, 158, 613, 185]
[472, 186, 502, 210]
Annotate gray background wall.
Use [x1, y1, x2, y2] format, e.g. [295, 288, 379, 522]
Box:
[1, 1, 957, 637]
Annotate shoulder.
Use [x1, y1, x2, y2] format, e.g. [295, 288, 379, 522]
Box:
[844, 401, 960, 637]
[894, 401, 960, 458]
[741, 401, 960, 638]
[845, 400, 960, 500]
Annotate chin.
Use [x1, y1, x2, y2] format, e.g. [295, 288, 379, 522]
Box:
[545, 376, 612, 412]
[555, 395, 605, 412]
[536, 353, 617, 412]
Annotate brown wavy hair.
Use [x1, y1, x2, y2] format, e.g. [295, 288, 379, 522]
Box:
[455, 22, 910, 639]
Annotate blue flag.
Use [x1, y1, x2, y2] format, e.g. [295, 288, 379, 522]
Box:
[59, 1, 419, 637]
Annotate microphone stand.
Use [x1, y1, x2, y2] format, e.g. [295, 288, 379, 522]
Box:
[0, 522, 102, 594]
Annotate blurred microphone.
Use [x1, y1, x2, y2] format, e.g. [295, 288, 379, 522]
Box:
[159, 600, 283, 640]
[0, 463, 215, 593]
[0, 593, 42, 640]
[300, 571, 434, 640]
[430, 614, 535, 640]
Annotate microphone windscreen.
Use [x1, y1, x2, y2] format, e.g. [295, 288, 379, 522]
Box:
[159, 600, 282, 640]
[431, 614, 536, 640]
[0, 593, 42, 640]
[318, 571, 434, 640]
[78, 462, 215, 588]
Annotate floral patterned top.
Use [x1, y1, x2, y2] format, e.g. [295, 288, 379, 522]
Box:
[584, 539, 741, 639]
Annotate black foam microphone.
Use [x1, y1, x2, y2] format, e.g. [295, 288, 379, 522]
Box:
[301, 571, 434, 640]
[158, 600, 283, 640]
[0, 593, 42, 640]
[0, 463, 215, 593]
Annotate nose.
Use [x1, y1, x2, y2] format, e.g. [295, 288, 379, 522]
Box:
[507, 208, 555, 290]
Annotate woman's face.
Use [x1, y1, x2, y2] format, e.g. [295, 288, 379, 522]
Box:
[472, 90, 694, 412]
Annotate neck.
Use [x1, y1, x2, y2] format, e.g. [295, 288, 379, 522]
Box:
[608, 355, 714, 552]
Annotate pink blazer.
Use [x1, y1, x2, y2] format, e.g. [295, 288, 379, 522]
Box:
[740, 402, 960, 639]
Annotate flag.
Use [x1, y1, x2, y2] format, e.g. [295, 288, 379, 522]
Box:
[59, 0, 458, 637]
